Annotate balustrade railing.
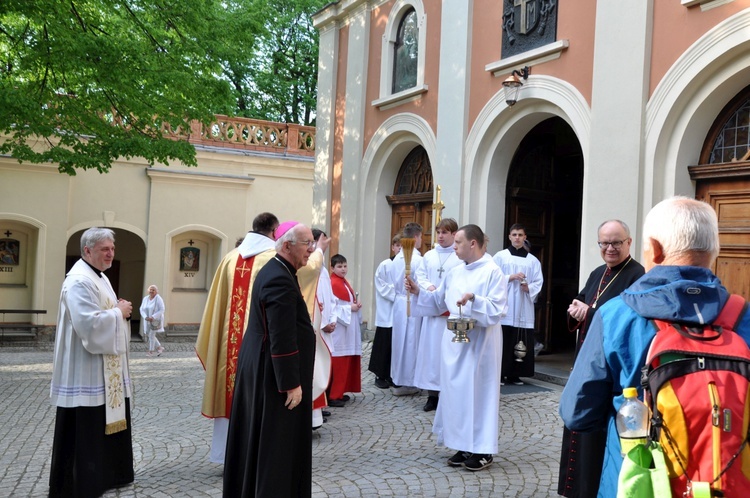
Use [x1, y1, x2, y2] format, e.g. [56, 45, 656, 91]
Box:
[162, 115, 315, 157]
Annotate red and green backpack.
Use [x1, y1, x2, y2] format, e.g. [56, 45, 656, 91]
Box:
[641, 294, 750, 497]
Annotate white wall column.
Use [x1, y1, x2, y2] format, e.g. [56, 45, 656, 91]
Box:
[581, 0, 653, 278]
[435, 0, 473, 223]
[339, 4, 370, 260]
[313, 22, 339, 231]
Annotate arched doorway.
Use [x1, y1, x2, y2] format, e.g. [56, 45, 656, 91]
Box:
[387, 145, 434, 252]
[66, 228, 146, 337]
[504, 117, 583, 353]
[690, 85, 750, 299]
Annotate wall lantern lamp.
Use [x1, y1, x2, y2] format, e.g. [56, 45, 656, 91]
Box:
[502, 66, 531, 107]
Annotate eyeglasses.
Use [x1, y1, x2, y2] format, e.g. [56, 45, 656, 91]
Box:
[292, 239, 316, 249]
[597, 240, 627, 249]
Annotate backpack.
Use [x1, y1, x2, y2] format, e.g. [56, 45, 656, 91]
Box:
[640, 294, 750, 497]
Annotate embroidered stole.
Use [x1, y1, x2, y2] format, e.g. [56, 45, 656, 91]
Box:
[83, 270, 130, 435]
[225, 254, 255, 412]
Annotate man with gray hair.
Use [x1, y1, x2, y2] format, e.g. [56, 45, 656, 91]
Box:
[49, 227, 134, 497]
[224, 222, 318, 496]
[558, 197, 750, 497]
[559, 220, 646, 496]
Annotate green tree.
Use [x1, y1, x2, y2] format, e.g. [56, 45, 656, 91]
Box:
[0, 0, 263, 174]
[233, 0, 326, 126]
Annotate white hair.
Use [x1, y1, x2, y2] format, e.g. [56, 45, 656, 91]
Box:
[275, 224, 304, 252]
[643, 196, 719, 261]
[80, 227, 115, 256]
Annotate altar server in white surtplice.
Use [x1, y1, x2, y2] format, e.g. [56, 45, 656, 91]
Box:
[414, 218, 461, 412]
[385, 222, 423, 395]
[406, 224, 508, 472]
[493, 223, 543, 385]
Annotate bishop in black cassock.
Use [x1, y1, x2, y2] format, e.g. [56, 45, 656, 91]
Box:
[223, 223, 316, 498]
[558, 220, 645, 498]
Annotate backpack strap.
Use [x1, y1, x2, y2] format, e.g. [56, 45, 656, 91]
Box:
[714, 294, 748, 331]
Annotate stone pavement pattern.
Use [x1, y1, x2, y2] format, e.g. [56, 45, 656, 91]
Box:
[0, 342, 564, 497]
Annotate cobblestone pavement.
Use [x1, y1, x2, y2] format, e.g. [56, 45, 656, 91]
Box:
[0, 341, 564, 497]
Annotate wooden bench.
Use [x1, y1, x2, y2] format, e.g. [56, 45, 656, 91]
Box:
[0, 309, 47, 340]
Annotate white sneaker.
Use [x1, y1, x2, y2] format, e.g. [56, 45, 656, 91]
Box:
[391, 386, 420, 396]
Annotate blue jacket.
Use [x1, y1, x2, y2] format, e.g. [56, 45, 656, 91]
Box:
[559, 265, 750, 498]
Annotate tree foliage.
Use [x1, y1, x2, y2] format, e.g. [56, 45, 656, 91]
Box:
[230, 0, 326, 126]
[0, 0, 264, 174]
[0, 0, 324, 174]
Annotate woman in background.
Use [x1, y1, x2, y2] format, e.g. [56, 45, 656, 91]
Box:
[140, 284, 165, 357]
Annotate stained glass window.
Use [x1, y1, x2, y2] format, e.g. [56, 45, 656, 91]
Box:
[392, 8, 418, 94]
[709, 99, 750, 163]
[395, 146, 432, 195]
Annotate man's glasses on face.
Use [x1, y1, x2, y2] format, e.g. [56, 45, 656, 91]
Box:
[292, 239, 316, 249]
[597, 240, 626, 249]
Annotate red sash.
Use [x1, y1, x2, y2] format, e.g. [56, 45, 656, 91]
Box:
[331, 273, 355, 302]
[225, 254, 255, 413]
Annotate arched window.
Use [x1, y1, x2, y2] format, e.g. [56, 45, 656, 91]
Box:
[392, 8, 418, 94]
[703, 85, 750, 164]
[395, 145, 433, 195]
[373, 0, 427, 110]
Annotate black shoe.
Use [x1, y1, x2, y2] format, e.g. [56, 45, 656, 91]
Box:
[342, 395, 351, 402]
[423, 395, 439, 412]
[375, 378, 390, 389]
[507, 377, 523, 386]
[447, 450, 472, 467]
[328, 399, 346, 407]
[463, 454, 493, 471]
[322, 410, 331, 417]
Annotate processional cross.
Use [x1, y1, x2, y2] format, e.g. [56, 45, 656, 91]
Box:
[432, 185, 445, 249]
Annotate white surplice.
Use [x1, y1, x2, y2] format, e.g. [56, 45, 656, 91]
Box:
[374, 258, 396, 328]
[385, 247, 423, 386]
[414, 245, 461, 391]
[412, 253, 508, 454]
[316, 267, 337, 354]
[492, 249, 543, 328]
[330, 279, 362, 357]
[51, 259, 131, 408]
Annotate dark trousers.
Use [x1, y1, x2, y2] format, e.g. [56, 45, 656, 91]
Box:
[368, 326, 393, 381]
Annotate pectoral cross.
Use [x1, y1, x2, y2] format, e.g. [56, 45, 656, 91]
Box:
[437, 266, 445, 278]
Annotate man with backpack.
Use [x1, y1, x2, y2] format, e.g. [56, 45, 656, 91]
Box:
[559, 196, 750, 497]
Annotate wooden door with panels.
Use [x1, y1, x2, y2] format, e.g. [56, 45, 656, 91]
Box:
[690, 86, 750, 300]
[387, 146, 434, 254]
[504, 117, 584, 353]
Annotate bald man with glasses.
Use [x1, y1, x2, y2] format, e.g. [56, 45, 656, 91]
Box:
[567, 220, 645, 355]
[558, 219, 645, 498]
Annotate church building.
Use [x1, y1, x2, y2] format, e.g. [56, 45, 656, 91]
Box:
[312, 0, 750, 352]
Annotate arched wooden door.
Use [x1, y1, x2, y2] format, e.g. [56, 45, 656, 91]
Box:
[690, 86, 750, 299]
[504, 117, 584, 353]
[387, 146, 434, 254]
